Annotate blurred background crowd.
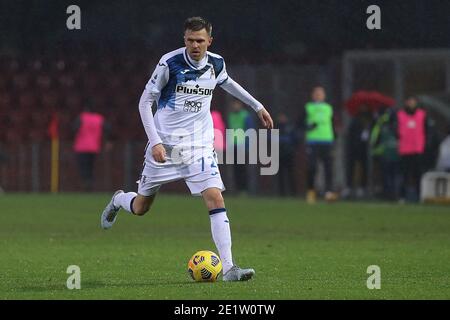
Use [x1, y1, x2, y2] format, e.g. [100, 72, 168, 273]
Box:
[1, 0, 449, 202]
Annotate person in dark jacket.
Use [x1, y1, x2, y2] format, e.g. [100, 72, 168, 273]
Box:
[344, 105, 373, 199]
[277, 112, 299, 196]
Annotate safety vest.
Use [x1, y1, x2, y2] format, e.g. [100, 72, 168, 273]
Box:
[73, 112, 105, 153]
[370, 112, 399, 161]
[397, 109, 426, 155]
[305, 102, 334, 143]
[211, 110, 226, 151]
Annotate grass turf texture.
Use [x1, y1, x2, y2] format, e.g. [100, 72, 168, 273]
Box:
[1, 193, 449, 299]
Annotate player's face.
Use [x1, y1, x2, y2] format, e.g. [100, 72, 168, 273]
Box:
[184, 28, 212, 61]
[405, 97, 417, 109]
[312, 87, 326, 102]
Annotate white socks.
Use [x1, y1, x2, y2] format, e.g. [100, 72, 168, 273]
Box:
[209, 208, 233, 274]
[113, 192, 137, 214]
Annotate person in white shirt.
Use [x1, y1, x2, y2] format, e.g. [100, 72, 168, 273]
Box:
[100, 17, 273, 281]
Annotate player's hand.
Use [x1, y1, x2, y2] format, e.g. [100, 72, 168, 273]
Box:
[152, 143, 167, 163]
[257, 108, 274, 129]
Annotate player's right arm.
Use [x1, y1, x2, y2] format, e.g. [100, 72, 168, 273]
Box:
[138, 60, 170, 162]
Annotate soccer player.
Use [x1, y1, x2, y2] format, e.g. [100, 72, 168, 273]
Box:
[100, 17, 273, 281]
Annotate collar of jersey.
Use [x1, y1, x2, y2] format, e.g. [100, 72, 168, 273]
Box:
[184, 49, 208, 70]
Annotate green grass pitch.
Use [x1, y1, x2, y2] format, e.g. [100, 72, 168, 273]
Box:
[1, 193, 449, 299]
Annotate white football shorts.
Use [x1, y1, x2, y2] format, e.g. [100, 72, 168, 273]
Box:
[137, 145, 225, 197]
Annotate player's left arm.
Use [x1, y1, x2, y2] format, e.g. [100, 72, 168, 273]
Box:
[217, 62, 273, 129]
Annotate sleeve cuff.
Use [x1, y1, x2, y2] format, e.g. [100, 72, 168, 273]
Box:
[218, 76, 229, 86]
[149, 138, 163, 149]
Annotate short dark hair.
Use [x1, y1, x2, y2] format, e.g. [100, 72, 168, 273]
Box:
[184, 17, 212, 36]
[312, 86, 325, 92]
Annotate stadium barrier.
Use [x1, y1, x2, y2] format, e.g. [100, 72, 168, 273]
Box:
[0, 141, 288, 194]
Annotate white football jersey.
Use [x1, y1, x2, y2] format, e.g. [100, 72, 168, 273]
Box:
[144, 47, 229, 148]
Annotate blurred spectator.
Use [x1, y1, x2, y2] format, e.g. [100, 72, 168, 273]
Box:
[211, 108, 226, 161]
[423, 115, 441, 173]
[436, 127, 450, 172]
[300, 86, 337, 203]
[227, 100, 255, 195]
[370, 107, 399, 200]
[73, 99, 111, 191]
[343, 105, 373, 199]
[277, 112, 299, 196]
[395, 96, 431, 202]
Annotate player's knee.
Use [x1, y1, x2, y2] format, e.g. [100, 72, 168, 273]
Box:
[208, 192, 224, 209]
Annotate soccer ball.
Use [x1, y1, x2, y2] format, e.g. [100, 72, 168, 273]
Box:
[188, 250, 222, 282]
